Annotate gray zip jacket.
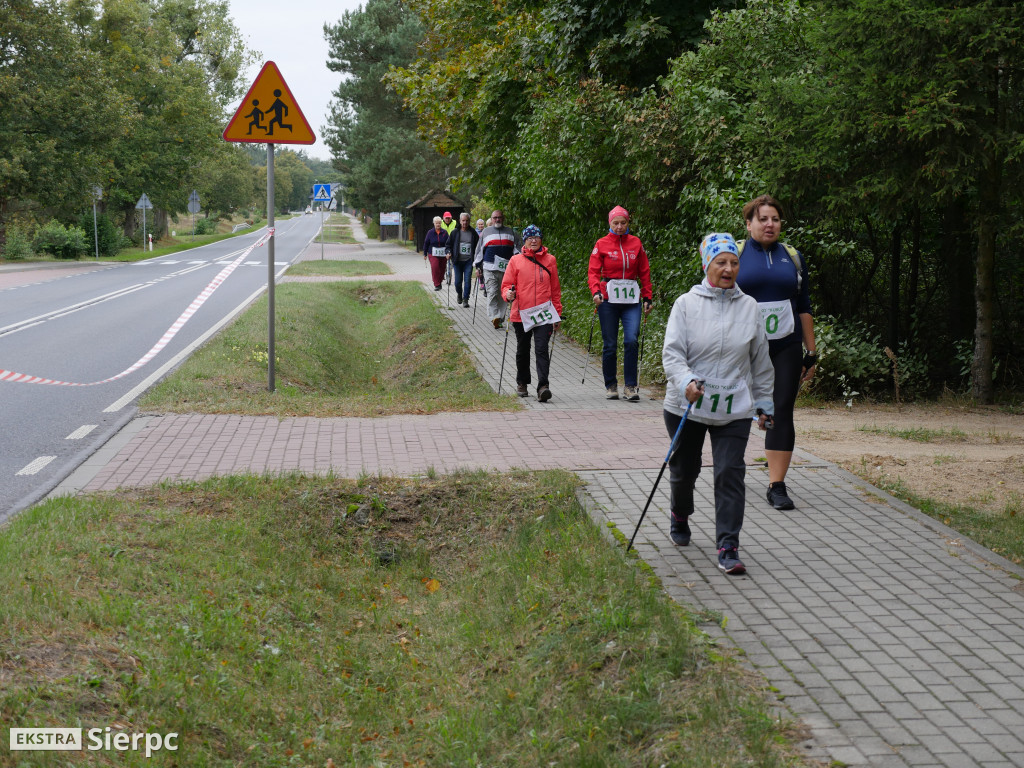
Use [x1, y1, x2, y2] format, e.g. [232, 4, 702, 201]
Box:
[662, 278, 775, 423]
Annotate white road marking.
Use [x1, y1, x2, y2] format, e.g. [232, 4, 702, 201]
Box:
[0, 284, 148, 337]
[17, 456, 56, 476]
[66, 425, 98, 440]
[103, 279, 281, 412]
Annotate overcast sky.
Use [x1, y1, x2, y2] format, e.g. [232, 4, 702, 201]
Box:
[225, 1, 366, 160]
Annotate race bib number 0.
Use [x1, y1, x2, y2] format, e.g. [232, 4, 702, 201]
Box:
[494, 256, 509, 271]
[520, 300, 560, 332]
[606, 279, 640, 304]
[757, 300, 795, 339]
[431, 247, 446, 258]
[692, 377, 753, 424]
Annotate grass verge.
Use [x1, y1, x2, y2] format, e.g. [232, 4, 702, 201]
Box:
[140, 281, 518, 417]
[862, 475, 1024, 567]
[0, 470, 806, 767]
[855, 425, 967, 442]
[318, 224, 358, 244]
[286, 261, 391, 277]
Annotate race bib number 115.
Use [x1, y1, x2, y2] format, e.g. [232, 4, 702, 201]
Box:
[520, 300, 560, 332]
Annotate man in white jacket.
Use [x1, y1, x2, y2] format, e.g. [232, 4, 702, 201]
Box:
[661, 233, 775, 575]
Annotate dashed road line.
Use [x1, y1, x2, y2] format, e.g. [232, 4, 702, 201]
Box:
[66, 425, 98, 440]
[16, 456, 56, 476]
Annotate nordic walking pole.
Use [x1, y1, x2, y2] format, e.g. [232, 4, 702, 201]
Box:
[637, 308, 648, 386]
[446, 258, 452, 308]
[626, 384, 702, 553]
[581, 307, 597, 384]
[472, 270, 479, 324]
[496, 289, 514, 394]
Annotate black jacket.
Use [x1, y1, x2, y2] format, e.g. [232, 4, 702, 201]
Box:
[446, 227, 480, 263]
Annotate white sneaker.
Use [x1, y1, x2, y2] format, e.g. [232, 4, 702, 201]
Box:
[624, 386, 640, 401]
[606, 388, 619, 400]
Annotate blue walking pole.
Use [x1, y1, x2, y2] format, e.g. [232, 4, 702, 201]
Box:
[626, 392, 700, 553]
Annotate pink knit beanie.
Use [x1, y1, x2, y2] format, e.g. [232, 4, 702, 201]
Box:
[608, 205, 630, 224]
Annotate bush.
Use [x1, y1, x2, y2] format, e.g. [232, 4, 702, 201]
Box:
[34, 220, 88, 259]
[365, 218, 380, 239]
[78, 211, 126, 257]
[1, 225, 34, 260]
[810, 314, 888, 402]
[888, 340, 933, 401]
[194, 217, 218, 235]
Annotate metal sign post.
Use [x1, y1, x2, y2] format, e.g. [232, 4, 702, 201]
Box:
[187, 190, 200, 241]
[312, 183, 332, 259]
[223, 62, 315, 395]
[91, 185, 102, 260]
[136, 193, 153, 254]
[267, 145, 276, 392]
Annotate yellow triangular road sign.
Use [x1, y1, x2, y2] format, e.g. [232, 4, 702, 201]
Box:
[223, 61, 315, 145]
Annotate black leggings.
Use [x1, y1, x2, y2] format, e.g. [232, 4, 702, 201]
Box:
[766, 342, 801, 452]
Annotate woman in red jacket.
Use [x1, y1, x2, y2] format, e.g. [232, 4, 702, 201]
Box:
[588, 205, 653, 401]
[501, 224, 562, 402]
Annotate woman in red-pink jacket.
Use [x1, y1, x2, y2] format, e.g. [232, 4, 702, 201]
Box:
[587, 205, 653, 401]
[501, 224, 562, 402]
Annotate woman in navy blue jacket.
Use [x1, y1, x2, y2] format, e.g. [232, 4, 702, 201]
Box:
[736, 195, 818, 511]
[422, 216, 449, 290]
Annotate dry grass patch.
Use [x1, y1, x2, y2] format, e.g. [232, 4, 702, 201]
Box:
[1, 471, 810, 767]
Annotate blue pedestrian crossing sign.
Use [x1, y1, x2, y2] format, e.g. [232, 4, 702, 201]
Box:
[312, 184, 332, 202]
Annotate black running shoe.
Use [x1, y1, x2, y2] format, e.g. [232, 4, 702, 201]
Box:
[537, 386, 552, 402]
[717, 547, 746, 575]
[669, 514, 690, 546]
[766, 482, 795, 510]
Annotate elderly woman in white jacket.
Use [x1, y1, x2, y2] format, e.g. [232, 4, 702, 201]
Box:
[662, 233, 775, 575]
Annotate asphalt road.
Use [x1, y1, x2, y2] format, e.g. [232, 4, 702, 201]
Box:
[0, 214, 324, 522]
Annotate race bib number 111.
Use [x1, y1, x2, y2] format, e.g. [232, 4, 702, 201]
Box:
[691, 377, 752, 423]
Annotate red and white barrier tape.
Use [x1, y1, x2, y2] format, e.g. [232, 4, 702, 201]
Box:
[0, 229, 274, 387]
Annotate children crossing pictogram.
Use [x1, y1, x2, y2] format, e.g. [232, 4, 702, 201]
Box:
[223, 62, 315, 145]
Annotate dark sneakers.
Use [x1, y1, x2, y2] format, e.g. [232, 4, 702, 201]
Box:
[717, 547, 746, 575]
[537, 386, 552, 402]
[669, 514, 690, 546]
[767, 482, 796, 510]
[516, 384, 529, 398]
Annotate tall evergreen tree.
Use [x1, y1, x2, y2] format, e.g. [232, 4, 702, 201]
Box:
[323, 0, 447, 216]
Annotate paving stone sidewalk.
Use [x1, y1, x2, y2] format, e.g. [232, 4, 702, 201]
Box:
[53, 215, 1024, 768]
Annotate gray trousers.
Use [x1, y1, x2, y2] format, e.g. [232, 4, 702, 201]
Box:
[483, 269, 507, 322]
[663, 412, 750, 551]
